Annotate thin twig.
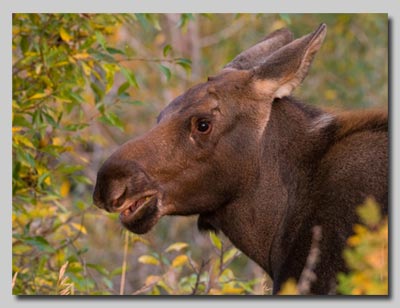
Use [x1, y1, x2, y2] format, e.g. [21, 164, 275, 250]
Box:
[219, 241, 224, 275]
[191, 260, 207, 295]
[117, 57, 184, 64]
[120, 230, 130, 295]
[297, 225, 322, 295]
[131, 278, 160, 295]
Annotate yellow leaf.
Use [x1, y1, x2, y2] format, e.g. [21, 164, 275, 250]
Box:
[366, 249, 386, 270]
[171, 255, 188, 268]
[52, 137, 62, 146]
[219, 268, 235, 281]
[221, 285, 244, 295]
[60, 180, 70, 197]
[324, 89, 337, 100]
[68, 56, 77, 64]
[278, 278, 299, 295]
[13, 134, 34, 148]
[73, 52, 91, 60]
[138, 255, 160, 266]
[44, 176, 51, 185]
[271, 20, 287, 31]
[145, 275, 160, 285]
[353, 224, 368, 237]
[12, 127, 23, 133]
[208, 288, 223, 295]
[71, 223, 87, 235]
[60, 28, 72, 42]
[58, 213, 70, 223]
[347, 235, 361, 247]
[209, 232, 222, 250]
[54, 61, 70, 67]
[28, 92, 48, 100]
[351, 288, 363, 295]
[165, 242, 188, 253]
[81, 62, 91, 76]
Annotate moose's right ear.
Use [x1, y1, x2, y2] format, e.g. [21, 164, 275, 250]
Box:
[251, 23, 327, 100]
[224, 28, 294, 71]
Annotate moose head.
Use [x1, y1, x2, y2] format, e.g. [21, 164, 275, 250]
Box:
[93, 24, 326, 233]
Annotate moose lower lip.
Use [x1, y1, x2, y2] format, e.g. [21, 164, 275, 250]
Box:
[120, 195, 157, 219]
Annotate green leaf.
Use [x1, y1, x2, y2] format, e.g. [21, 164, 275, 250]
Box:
[22, 151, 36, 168]
[110, 267, 123, 277]
[279, 14, 292, 25]
[20, 35, 29, 53]
[106, 47, 125, 55]
[37, 172, 51, 187]
[223, 247, 240, 264]
[117, 81, 130, 96]
[159, 64, 171, 82]
[356, 198, 382, 228]
[178, 13, 194, 29]
[120, 67, 139, 88]
[99, 112, 124, 131]
[74, 175, 93, 185]
[25, 236, 55, 253]
[135, 13, 150, 30]
[176, 58, 192, 73]
[102, 277, 114, 290]
[74, 201, 88, 211]
[95, 31, 107, 50]
[42, 110, 57, 127]
[90, 82, 105, 103]
[157, 280, 173, 293]
[125, 100, 143, 105]
[91, 50, 115, 63]
[66, 91, 85, 103]
[163, 44, 172, 57]
[87, 263, 110, 276]
[64, 123, 90, 131]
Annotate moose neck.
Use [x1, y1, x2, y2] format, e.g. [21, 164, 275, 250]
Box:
[205, 97, 335, 277]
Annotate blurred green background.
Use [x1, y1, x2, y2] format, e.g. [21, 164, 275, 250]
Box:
[12, 13, 388, 295]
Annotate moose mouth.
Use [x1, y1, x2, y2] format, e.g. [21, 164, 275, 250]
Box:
[118, 193, 160, 234]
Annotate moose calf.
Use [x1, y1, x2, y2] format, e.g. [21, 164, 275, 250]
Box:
[93, 24, 388, 294]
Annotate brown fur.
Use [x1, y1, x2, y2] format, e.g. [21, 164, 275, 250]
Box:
[93, 24, 388, 294]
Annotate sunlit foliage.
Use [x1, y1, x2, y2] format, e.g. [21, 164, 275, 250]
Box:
[337, 199, 388, 295]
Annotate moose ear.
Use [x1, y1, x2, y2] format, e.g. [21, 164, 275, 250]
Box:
[224, 28, 294, 70]
[252, 23, 327, 99]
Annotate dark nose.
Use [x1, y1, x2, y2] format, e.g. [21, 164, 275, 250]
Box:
[92, 158, 152, 212]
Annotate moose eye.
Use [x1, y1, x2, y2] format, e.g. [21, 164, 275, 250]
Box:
[196, 119, 212, 133]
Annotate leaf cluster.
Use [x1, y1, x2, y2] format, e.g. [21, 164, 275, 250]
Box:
[128, 232, 263, 295]
[337, 198, 388, 295]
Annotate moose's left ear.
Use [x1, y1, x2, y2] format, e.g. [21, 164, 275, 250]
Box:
[252, 23, 327, 99]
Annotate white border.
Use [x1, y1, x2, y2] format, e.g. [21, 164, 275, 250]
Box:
[2, 1, 399, 307]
